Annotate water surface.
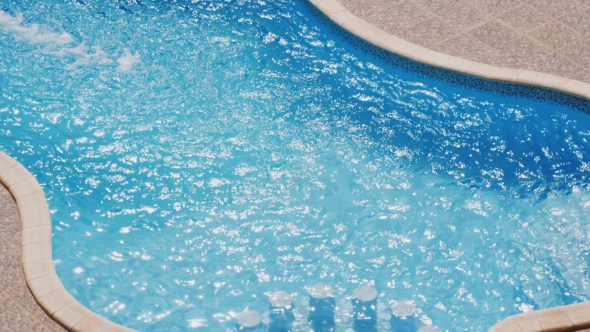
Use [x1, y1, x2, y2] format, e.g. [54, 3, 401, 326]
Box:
[1, 0, 590, 330]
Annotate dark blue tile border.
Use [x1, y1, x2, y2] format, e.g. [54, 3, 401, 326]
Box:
[302, 0, 590, 114]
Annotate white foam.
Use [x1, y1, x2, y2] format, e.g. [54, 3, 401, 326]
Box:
[0, 10, 73, 45]
[117, 49, 141, 72]
[50, 43, 112, 71]
[1, 10, 141, 73]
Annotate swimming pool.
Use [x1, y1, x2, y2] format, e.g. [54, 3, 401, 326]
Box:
[2, 0, 590, 331]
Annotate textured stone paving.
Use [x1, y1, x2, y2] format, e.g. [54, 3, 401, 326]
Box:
[338, 0, 590, 84]
[0, 184, 63, 331]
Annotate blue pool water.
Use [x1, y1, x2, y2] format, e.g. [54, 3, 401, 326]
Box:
[2, 0, 590, 331]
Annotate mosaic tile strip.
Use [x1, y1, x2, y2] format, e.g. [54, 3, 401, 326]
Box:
[307, 0, 590, 109]
[339, 0, 590, 85]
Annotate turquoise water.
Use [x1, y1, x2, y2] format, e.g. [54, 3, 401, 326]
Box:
[2, 0, 590, 331]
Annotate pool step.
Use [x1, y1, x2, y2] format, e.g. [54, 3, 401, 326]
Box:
[235, 285, 442, 331]
[235, 309, 263, 331]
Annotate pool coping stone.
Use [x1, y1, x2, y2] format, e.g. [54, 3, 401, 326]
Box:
[309, 0, 590, 101]
[0, 150, 136, 332]
[308, 0, 590, 330]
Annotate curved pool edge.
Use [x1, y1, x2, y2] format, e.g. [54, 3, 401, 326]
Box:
[0, 151, 135, 332]
[308, 0, 590, 331]
[489, 304, 590, 332]
[308, 0, 590, 102]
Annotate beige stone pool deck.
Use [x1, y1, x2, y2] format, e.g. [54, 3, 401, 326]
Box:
[339, 0, 590, 85]
[0, 184, 63, 331]
[3, 0, 590, 331]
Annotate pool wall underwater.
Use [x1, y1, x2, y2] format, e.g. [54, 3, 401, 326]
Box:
[2, 0, 590, 331]
[308, 0, 590, 102]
